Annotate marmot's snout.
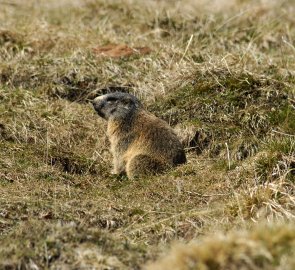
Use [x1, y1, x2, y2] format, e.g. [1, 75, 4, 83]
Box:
[92, 96, 107, 119]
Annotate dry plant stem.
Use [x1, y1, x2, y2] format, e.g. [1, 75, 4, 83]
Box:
[183, 190, 232, 197]
[179, 34, 194, 63]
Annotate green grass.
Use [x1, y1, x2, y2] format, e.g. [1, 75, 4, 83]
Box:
[0, 0, 294, 269]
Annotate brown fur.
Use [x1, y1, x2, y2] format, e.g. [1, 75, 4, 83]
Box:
[93, 92, 186, 178]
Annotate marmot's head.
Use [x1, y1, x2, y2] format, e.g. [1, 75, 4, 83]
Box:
[92, 92, 142, 121]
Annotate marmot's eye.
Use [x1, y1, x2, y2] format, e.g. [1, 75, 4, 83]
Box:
[106, 97, 117, 103]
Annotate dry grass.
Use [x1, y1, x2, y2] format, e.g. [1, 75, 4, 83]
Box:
[146, 223, 295, 270]
[0, 0, 294, 269]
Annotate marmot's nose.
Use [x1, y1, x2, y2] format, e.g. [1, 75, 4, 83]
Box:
[92, 99, 105, 114]
[92, 96, 105, 106]
[91, 101, 98, 110]
[92, 98, 101, 106]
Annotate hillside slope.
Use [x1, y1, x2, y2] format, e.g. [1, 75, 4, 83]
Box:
[0, 0, 294, 269]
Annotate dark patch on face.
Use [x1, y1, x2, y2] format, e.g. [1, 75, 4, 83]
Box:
[92, 92, 141, 120]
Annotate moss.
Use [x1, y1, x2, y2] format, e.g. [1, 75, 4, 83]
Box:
[255, 138, 295, 183]
[269, 103, 295, 134]
[213, 159, 238, 171]
[268, 138, 295, 156]
[129, 208, 145, 216]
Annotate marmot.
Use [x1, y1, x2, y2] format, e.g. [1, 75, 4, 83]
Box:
[92, 92, 186, 178]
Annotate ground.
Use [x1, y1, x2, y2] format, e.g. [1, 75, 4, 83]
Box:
[0, 0, 294, 269]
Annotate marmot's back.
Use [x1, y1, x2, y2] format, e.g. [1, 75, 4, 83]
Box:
[92, 92, 186, 178]
[128, 111, 186, 166]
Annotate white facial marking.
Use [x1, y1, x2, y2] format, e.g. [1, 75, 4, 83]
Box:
[93, 95, 106, 103]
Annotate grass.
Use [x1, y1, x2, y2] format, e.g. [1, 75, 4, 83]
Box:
[0, 0, 294, 269]
[146, 223, 295, 270]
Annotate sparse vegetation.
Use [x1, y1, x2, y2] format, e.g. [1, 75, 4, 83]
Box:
[0, 0, 294, 269]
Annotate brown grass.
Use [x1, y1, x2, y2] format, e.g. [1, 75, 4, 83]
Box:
[0, 0, 294, 269]
[146, 223, 295, 270]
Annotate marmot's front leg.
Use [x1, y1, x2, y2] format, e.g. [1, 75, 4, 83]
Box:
[112, 156, 126, 176]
